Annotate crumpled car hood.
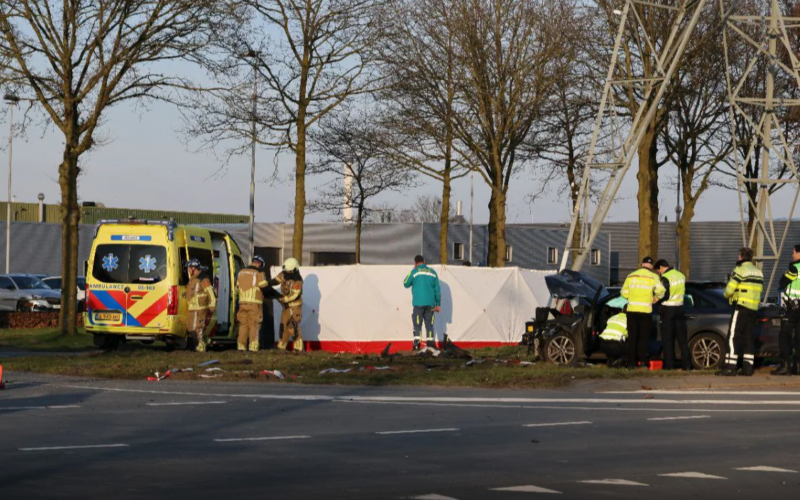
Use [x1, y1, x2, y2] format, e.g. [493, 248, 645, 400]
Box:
[544, 270, 608, 302]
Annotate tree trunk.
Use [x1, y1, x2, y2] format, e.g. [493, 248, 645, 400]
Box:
[567, 163, 581, 267]
[293, 114, 307, 263]
[439, 163, 451, 265]
[58, 119, 80, 336]
[677, 201, 695, 280]
[355, 203, 363, 264]
[636, 124, 659, 261]
[487, 188, 507, 268]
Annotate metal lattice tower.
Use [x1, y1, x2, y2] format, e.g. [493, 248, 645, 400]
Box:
[562, 0, 800, 293]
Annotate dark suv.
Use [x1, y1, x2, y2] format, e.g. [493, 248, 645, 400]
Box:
[526, 270, 782, 370]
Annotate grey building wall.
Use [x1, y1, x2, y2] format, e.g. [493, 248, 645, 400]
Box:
[283, 223, 423, 266]
[422, 223, 487, 266]
[0, 222, 94, 276]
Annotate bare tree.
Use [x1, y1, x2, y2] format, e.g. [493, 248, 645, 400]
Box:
[308, 107, 412, 262]
[377, 0, 470, 264]
[186, 0, 382, 262]
[527, 1, 599, 262]
[391, 194, 462, 224]
[660, 9, 730, 279]
[0, 0, 218, 335]
[449, 0, 564, 267]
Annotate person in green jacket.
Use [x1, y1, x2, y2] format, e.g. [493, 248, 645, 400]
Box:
[774, 244, 800, 375]
[718, 247, 763, 377]
[403, 255, 441, 350]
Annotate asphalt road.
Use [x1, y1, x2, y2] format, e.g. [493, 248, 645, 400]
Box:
[2, 373, 800, 500]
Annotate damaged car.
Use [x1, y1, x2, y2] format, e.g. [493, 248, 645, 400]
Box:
[523, 270, 782, 370]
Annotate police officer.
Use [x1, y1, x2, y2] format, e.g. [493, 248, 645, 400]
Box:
[269, 258, 304, 352]
[774, 244, 800, 375]
[655, 259, 690, 370]
[186, 259, 216, 352]
[598, 301, 629, 368]
[403, 255, 441, 350]
[718, 247, 763, 377]
[621, 256, 666, 368]
[236, 255, 269, 352]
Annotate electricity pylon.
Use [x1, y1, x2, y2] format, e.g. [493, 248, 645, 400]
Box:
[562, 0, 800, 294]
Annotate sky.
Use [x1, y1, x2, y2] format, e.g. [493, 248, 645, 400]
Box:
[3, 97, 798, 227]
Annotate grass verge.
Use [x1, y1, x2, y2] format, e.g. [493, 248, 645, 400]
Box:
[0, 333, 715, 389]
[0, 328, 94, 351]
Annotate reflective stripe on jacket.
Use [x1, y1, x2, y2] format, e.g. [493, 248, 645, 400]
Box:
[187, 275, 216, 311]
[620, 267, 665, 313]
[274, 271, 303, 308]
[662, 268, 686, 307]
[237, 266, 268, 305]
[724, 261, 763, 311]
[600, 313, 628, 342]
[403, 264, 441, 307]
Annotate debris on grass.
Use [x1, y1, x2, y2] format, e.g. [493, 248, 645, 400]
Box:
[465, 359, 486, 366]
[204, 367, 224, 373]
[147, 369, 173, 381]
[319, 368, 352, 375]
[198, 360, 219, 367]
[262, 370, 286, 380]
[380, 343, 393, 358]
[363, 366, 397, 371]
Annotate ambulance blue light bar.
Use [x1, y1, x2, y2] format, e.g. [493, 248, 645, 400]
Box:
[95, 219, 178, 241]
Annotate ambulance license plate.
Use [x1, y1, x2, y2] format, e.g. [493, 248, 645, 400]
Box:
[96, 312, 121, 322]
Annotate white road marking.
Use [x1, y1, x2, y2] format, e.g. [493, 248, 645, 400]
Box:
[603, 390, 800, 396]
[647, 415, 710, 421]
[735, 466, 798, 473]
[214, 435, 310, 443]
[376, 428, 459, 435]
[338, 400, 800, 413]
[146, 401, 227, 406]
[578, 479, 648, 486]
[523, 421, 592, 428]
[659, 472, 727, 480]
[491, 485, 561, 494]
[60, 384, 800, 407]
[0, 405, 81, 411]
[19, 444, 128, 452]
[411, 495, 459, 500]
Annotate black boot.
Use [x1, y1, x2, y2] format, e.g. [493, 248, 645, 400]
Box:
[772, 362, 791, 376]
[715, 368, 737, 377]
[738, 364, 754, 377]
[412, 339, 421, 351]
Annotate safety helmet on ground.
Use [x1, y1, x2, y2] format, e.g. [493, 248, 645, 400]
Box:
[186, 258, 201, 269]
[283, 257, 299, 272]
[252, 255, 266, 267]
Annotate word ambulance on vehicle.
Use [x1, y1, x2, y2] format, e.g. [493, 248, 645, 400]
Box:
[84, 220, 244, 350]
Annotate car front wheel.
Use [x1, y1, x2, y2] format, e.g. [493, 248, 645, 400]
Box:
[544, 333, 578, 366]
[689, 332, 724, 370]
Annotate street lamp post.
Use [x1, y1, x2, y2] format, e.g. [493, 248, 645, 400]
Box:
[4, 92, 19, 274]
[243, 50, 260, 261]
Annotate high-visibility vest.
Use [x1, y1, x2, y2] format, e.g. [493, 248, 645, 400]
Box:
[785, 262, 800, 301]
[621, 267, 666, 313]
[662, 268, 686, 307]
[724, 261, 763, 311]
[600, 313, 628, 342]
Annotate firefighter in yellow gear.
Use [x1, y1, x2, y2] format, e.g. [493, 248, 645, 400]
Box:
[718, 247, 763, 377]
[185, 259, 216, 353]
[236, 255, 269, 352]
[621, 256, 666, 368]
[269, 257, 304, 352]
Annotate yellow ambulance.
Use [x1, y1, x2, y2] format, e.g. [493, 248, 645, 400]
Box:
[84, 220, 244, 350]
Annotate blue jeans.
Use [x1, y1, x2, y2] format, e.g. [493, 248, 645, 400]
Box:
[413, 306, 435, 341]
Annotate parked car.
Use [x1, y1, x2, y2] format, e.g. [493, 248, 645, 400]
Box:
[42, 276, 86, 312]
[526, 270, 782, 370]
[0, 274, 62, 312]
